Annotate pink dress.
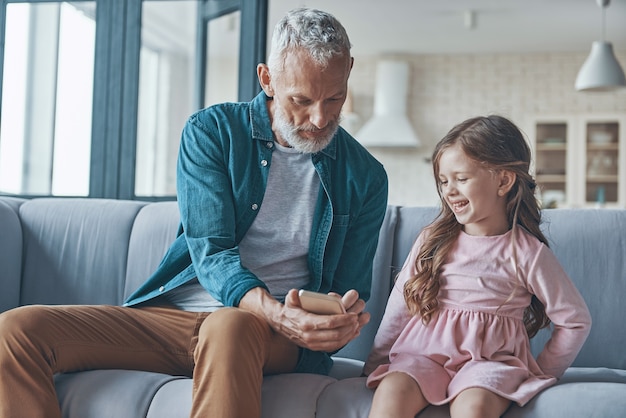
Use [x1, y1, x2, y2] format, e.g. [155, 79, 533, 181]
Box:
[364, 228, 591, 406]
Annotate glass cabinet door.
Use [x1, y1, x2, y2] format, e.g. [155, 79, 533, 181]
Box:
[533, 121, 570, 208]
[583, 118, 623, 207]
[530, 114, 625, 209]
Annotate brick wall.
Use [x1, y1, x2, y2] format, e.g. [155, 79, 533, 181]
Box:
[346, 52, 626, 206]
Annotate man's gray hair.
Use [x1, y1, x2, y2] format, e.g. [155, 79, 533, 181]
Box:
[268, 8, 352, 73]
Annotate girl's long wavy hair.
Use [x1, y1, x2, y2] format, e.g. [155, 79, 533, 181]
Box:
[404, 115, 550, 338]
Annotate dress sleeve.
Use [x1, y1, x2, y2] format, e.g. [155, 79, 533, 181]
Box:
[526, 245, 592, 378]
[362, 236, 420, 375]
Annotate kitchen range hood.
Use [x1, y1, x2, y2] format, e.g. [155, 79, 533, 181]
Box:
[355, 60, 420, 148]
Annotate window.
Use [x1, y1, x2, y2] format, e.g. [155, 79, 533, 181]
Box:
[0, 2, 95, 196]
[135, 1, 241, 197]
[0, 0, 266, 200]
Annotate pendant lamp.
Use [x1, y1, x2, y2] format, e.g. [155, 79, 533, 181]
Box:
[575, 0, 626, 92]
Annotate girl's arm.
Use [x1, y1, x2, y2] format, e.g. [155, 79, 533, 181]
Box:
[527, 245, 592, 378]
[362, 238, 420, 375]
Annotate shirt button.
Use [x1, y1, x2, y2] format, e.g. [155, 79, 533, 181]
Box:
[266, 142, 274, 149]
[159, 286, 165, 292]
[261, 159, 268, 167]
[251, 203, 259, 211]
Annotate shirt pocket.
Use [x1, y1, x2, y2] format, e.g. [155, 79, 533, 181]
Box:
[332, 214, 350, 228]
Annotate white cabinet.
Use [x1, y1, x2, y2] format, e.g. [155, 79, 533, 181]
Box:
[526, 114, 626, 208]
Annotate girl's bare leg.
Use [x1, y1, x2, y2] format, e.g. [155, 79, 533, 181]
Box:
[368, 372, 429, 418]
[450, 387, 511, 418]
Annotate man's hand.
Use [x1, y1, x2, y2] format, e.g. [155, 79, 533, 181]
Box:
[239, 287, 370, 352]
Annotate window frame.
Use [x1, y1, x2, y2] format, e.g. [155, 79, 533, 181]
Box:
[0, 0, 268, 200]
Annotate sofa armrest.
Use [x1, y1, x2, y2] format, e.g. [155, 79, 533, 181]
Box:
[0, 199, 23, 312]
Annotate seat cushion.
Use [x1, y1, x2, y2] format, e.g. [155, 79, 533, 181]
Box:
[317, 369, 626, 418]
[505, 368, 626, 417]
[57, 371, 337, 418]
[55, 370, 182, 418]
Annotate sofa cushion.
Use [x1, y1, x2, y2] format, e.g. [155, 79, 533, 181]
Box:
[64, 371, 337, 418]
[336, 205, 400, 361]
[531, 209, 626, 370]
[505, 370, 626, 418]
[6, 199, 625, 418]
[316, 369, 626, 418]
[261, 374, 336, 418]
[124, 201, 180, 300]
[392, 206, 440, 273]
[147, 373, 336, 418]
[316, 378, 448, 418]
[372, 206, 626, 371]
[55, 370, 182, 418]
[19, 198, 147, 306]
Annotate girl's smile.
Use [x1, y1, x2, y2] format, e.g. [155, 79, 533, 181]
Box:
[438, 143, 511, 236]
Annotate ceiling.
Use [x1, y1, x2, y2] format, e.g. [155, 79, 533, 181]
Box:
[268, 0, 626, 56]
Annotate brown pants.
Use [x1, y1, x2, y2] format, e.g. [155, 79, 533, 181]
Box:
[0, 304, 299, 418]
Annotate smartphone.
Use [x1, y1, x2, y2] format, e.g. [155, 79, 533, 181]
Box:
[298, 290, 346, 315]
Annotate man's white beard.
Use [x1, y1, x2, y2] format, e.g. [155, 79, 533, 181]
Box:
[274, 109, 340, 154]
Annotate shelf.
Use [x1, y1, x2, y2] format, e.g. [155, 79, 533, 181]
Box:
[586, 175, 618, 183]
[587, 143, 619, 151]
[536, 174, 566, 183]
[537, 144, 567, 151]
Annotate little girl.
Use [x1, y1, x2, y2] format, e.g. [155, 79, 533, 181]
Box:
[364, 115, 592, 418]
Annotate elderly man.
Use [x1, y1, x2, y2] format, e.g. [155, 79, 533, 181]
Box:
[0, 7, 388, 418]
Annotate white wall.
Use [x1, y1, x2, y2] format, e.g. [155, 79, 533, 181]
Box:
[348, 51, 626, 206]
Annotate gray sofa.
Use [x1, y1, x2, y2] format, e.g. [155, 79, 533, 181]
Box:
[1, 196, 625, 417]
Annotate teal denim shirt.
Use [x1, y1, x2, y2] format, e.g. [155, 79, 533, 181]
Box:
[125, 92, 388, 375]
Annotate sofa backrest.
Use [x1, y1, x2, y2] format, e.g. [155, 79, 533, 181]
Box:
[343, 206, 626, 372]
[336, 206, 440, 360]
[2, 197, 624, 371]
[533, 208, 626, 370]
[17, 198, 149, 306]
[0, 197, 181, 309]
[335, 206, 398, 360]
[124, 201, 181, 299]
